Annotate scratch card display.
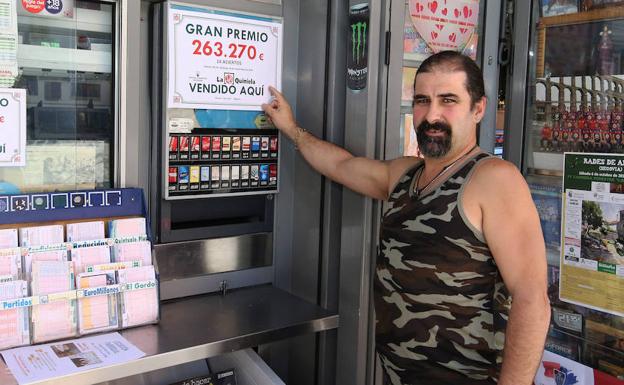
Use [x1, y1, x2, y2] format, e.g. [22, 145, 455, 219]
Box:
[19, 225, 64, 247]
[71, 245, 111, 275]
[30, 261, 77, 343]
[0, 280, 30, 349]
[117, 266, 158, 328]
[77, 271, 118, 334]
[108, 218, 146, 238]
[66, 221, 105, 242]
[0, 229, 18, 248]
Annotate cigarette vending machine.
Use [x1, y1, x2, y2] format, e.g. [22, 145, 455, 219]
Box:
[150, 1, 283, 300]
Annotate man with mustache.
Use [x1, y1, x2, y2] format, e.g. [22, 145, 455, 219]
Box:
[262, 50, 550, 385]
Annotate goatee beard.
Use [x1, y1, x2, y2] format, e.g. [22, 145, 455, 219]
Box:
[416, 121, 452, 158]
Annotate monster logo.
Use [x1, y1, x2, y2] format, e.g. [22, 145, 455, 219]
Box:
[351, 21, 367, 64]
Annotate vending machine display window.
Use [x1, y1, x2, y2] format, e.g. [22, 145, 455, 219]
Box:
[163, 2, 282, 200]
[0, 0, 117, 194]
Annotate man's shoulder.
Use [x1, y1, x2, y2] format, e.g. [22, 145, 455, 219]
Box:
[474, 156, 520, 179]
[470, 156, 526, 195]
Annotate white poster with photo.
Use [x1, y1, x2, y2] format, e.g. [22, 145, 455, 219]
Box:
[561, 153, 624, 317]
[1, 332, 145, 384]
[0, 88, 25, 167]
[167, 2, 282, 110]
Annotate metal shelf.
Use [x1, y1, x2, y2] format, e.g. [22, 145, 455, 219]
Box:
[0, 285, 339, 385]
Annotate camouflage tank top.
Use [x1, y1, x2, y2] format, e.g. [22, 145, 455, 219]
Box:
[374, 150, 510, 385]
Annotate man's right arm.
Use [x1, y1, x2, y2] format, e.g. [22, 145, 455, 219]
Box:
[262, 86, 416, 200]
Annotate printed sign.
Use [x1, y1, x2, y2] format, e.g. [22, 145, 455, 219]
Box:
[167, 2, 283, 110]
[19, 0, 74, 18]
[0, 88, 25, 167]
[560, 153, 624, 316]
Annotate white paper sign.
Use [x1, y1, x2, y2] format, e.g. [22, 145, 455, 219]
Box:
[0, 88, 25, 167]
[167, 2, 282, 110]
[1, 332, 145, 384]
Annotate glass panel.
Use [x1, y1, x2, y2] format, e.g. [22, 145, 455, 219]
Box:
[524, 1, 624, 374]
[399, 0, 482, 156]
[0, 0, 115, 193]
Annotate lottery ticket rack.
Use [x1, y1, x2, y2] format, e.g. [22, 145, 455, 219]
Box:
[0, 188, 338, 384]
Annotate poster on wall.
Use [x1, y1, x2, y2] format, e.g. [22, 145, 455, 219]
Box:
[0, 88, 25, 167]
[347, 3, 369, 91]
[560, 152, 624, 317]
[167, 2, 282, 110]
[407, 0, 480, 60]
[17, 0, 75, 18]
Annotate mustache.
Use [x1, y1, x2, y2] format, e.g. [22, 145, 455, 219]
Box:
[416, 121, 452, 135]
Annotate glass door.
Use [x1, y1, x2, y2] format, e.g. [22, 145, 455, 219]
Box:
[0, 0, 117, 194]
[384, 0, 492, 160]
[520, 0, 624, 376]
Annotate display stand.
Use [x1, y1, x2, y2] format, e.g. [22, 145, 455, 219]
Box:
[0, 188, 159, 350]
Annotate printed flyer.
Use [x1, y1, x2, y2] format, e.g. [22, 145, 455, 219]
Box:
[1, 332, 145, 384]
[167, 2, 282, 110]
[0, 88, 25, 167]
[560, 152, 624, 316]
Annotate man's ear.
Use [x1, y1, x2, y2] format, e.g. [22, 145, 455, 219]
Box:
[473, 96, 487, 123]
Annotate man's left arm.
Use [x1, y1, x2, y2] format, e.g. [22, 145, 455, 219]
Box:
[473, 159, 551, 385]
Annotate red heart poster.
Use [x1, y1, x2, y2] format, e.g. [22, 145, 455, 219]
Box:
[409, 0, 479, 54]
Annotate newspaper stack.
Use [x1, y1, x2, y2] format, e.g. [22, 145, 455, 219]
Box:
[0, 280, 29, 349]
[31, 261, 77, 343]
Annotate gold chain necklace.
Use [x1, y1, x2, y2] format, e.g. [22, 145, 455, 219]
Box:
[414, 145, 478, 197]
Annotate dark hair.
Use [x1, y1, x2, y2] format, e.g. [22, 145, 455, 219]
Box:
[415, 51, 485, 108]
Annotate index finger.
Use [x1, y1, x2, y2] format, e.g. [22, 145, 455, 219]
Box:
[268, 85, 285, 102]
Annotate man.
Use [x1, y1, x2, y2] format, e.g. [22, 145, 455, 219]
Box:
[262, 51, 550, 385]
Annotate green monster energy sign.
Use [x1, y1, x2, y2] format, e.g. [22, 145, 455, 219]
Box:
[347, 3, 369, 91]
[351, 20, 367, 64]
